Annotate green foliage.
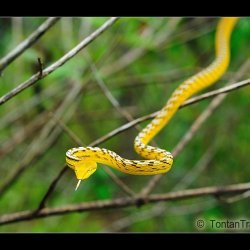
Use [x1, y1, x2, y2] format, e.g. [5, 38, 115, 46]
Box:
[0, 17, 249, 232]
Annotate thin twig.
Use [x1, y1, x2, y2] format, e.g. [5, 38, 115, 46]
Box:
[37, 57, 43, 78]
[0, 182, 249, 226]
[0, 17, 60, 73]
[0, 17, 119, 105]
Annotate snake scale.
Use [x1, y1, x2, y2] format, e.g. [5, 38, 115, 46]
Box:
[66, 17, 239, 188]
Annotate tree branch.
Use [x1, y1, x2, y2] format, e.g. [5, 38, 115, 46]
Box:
[0, 182, 249, 226]
[183, 78, 250, 107]
[0, 17, 119, 105]
[0, 17, 60, 73]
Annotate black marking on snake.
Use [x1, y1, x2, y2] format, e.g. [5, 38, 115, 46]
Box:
[83, 155, 91, 158]
[67, 157, 79, 162]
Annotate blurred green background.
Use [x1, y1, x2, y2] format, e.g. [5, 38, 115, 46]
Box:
[0, 17, 249, 232]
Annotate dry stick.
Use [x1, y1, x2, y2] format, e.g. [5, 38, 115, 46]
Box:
[0, 83, 83, 196]
[0, 17, 119, 105]
[90, 77, 250, 148]
[0, 182, 249, 226]
[48, 112, 135, 197]
[0, 17, 60, 73]
[140, 60, 250, 197]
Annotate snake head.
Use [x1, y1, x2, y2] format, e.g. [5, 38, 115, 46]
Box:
[73, 160, 97, 180]
[66, 148, 97, 180]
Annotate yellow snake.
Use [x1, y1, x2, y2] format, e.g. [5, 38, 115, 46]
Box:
[66, 17, 239, 188]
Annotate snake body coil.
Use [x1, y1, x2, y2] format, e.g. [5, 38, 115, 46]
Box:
[66, 18, 238, 181]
